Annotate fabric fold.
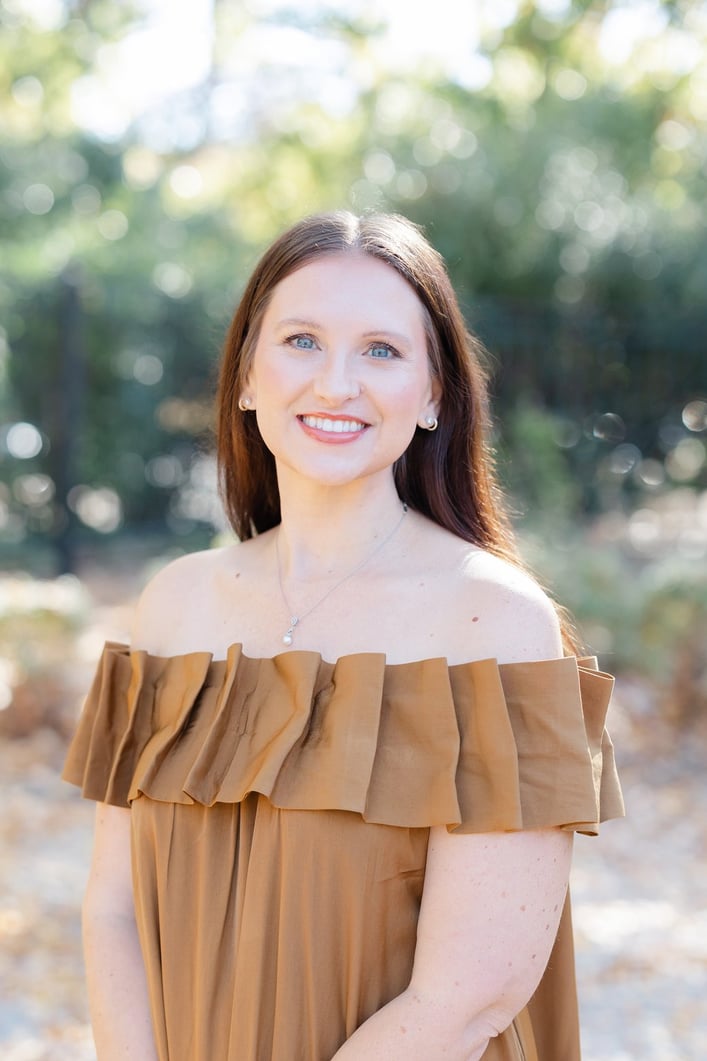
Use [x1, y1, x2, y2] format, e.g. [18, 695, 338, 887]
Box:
[62, 641, 624, 834]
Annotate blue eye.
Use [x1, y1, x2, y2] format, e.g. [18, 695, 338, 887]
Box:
[368, 343, 396, 359]
[287, 334, 316, 350]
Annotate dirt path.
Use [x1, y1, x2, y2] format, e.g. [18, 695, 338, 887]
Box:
[1, 569, 705, 1059]
[571, 697, 707, 1060]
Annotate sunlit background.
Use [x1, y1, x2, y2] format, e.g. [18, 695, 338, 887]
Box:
[0, 0, 706, 1058]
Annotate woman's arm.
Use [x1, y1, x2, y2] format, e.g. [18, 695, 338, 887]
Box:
[82, 802, 158, 1060]
[333, 571, 573, 1060]
[79, 557, 204, 1058]
[79, 556, 200, 1057]
[332, 825, 573, 1061]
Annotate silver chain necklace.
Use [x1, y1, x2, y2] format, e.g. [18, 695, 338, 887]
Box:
[275, 502, 408, 646]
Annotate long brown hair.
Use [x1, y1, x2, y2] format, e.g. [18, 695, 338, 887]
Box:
[217, 211, 579, 652]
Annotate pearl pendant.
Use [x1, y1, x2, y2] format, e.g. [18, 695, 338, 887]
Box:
[282, 616, 299, 646]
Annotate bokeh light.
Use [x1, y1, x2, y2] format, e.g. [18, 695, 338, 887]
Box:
[169, 165, 204, 199]
[97, 209, 129, 240]
[152, 262, 193, 298]
[67, 486, 123, 533]
[133, 354, 164, 386]
[608, 443, 641, 476]
[682, 399, 707, 432]
[593, 413, 627, 444]
[12, 474, 55, 507]
[665, 438, 706, 482]
[11, 75, 44, 106]
[3, 423, 43, 460]
[634, 458, 666, 489]
[22, 184, 54, 215]
[145, 454, 184, 488]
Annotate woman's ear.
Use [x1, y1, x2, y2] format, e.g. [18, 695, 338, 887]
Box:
[426, 376, 442, 420]
[241, 366, 256, 410]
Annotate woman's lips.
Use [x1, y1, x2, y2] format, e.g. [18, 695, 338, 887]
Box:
[297, 414, 369, 442]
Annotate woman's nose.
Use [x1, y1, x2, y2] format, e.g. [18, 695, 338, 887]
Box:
[312, 352, 361, 403]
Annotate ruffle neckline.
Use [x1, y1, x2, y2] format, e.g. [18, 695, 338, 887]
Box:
[62, 642, 624, 835]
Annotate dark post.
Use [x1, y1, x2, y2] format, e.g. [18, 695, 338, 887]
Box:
[52, 264, 86, 574]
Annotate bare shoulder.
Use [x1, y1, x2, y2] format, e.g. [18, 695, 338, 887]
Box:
[404, 516, 563, 665]
[130, 542, 253, 655]
[457, 547, 563, 665]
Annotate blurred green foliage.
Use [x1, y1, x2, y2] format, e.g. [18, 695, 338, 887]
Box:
[0, 0, 706, 576]
[638, 561, 707, 720]
[524, 530, 707, 723]
[0, 571, 89, 736]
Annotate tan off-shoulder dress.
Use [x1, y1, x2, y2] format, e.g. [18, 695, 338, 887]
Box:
[63, 642, 623, 1061]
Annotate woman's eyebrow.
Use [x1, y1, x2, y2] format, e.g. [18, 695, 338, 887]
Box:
[275, 317, 321, 330]
[360, 329, 412, 346]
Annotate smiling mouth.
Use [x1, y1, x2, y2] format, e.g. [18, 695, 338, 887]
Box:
[298, 415, 369, 434]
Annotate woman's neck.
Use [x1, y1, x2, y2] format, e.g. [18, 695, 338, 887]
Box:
[274, 475, 406, 582]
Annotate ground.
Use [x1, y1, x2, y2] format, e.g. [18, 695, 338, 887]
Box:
[1, 569, 705, 1060]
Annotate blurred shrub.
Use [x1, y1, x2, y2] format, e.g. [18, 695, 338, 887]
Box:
[0, 574, 89, 738]
[637, 563, 707, 725]
[521, 532, 641, 662]
[500, 403, 582, 526]
[523, 531, 707, 726]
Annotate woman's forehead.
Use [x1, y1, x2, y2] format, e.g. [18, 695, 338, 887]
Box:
[264, 252, 427, 331]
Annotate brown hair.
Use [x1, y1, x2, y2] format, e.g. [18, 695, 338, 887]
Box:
[217, 211, 579, 652]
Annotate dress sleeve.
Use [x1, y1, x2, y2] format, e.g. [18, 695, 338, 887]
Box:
[61, 640, 212, 808]
[63, 642, 624, 834]
[447, 655, 623, 835]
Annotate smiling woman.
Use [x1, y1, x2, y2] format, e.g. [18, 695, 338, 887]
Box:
[63, 210, 623, 1061]
[241, 252, 439, 494]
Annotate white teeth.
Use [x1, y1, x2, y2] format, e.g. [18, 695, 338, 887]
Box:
[301, 416, 366, 433]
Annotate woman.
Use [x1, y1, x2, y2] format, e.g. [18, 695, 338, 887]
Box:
[64, 211, 623, 1061]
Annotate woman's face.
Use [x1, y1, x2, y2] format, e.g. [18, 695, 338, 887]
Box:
[245, 252, 440, 492]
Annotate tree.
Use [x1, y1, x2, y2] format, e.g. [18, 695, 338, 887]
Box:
[1, 0, 705, 571]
